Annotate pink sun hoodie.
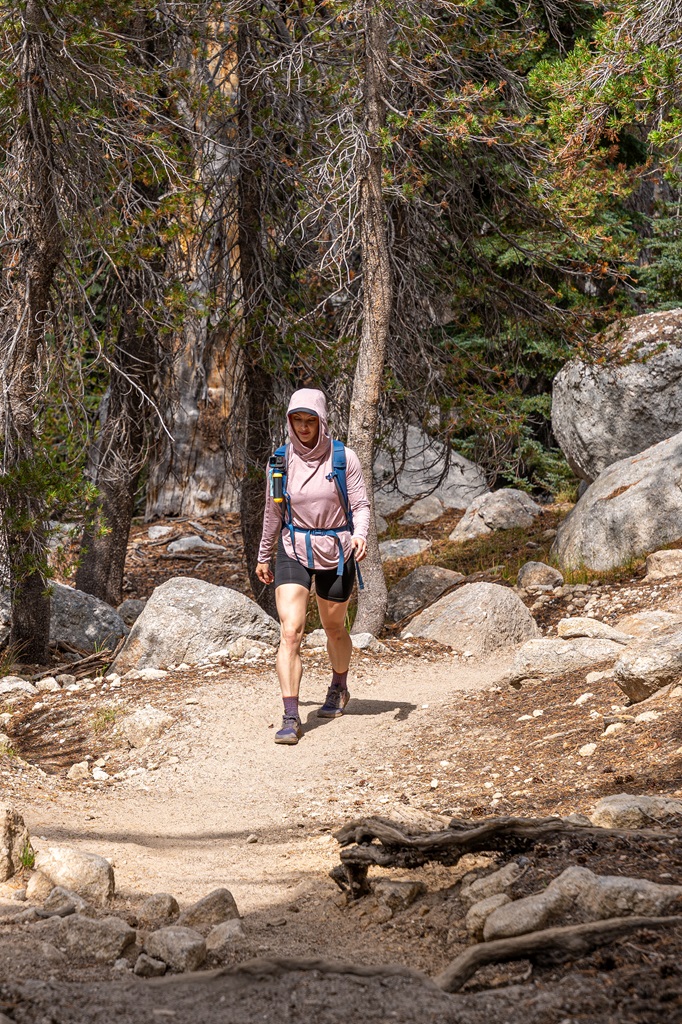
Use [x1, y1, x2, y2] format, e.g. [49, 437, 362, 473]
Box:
[257, 389, 370, 571]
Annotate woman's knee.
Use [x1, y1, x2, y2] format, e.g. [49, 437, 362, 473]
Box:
[324, 623, 348, 644]
[280, 623, 304, 650]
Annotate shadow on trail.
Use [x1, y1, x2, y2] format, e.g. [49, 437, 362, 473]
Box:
[303, 698, 416, 734]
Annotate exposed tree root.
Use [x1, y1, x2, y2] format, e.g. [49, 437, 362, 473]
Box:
[332, 815, 678, 897]
[435, 915, 682, 992]
[145, 957, 437, 990]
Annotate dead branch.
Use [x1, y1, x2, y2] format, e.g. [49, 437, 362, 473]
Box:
[332, 815, 679, 897]
[435, 915, 682, 993]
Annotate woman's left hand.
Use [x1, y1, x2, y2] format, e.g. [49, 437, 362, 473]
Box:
[351, 536, 367, 562]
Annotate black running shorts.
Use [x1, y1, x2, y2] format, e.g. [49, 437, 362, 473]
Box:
[274, 535, 355, 603]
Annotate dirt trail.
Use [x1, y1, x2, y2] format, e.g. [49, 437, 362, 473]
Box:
[23, 654, 511, 921]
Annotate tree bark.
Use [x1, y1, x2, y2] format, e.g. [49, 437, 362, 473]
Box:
[236, 17, 278, 619]
[0, 1, 62, 662]
[347, 3, 392, 636]
[145, 22, 239, 521]
[75, 283, 155, 606]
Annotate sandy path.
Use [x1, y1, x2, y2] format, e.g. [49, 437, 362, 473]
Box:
[24, 654, 512, 922]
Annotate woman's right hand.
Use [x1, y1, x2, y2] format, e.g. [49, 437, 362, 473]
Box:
[256, 561, 274, 585]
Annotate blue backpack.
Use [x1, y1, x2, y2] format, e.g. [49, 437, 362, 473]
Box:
[271, 439, 364, 590]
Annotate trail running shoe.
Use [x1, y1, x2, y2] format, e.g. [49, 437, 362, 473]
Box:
[317, 686, 350, 719]
[274, 715, 303, 745]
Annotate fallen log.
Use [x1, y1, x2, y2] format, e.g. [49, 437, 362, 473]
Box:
[435, 915, 682, 992]
[332, 815, 679, 898]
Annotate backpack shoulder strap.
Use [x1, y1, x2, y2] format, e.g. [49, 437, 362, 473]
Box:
[273, 443, 290, 523]
[329, 440, 352, 526]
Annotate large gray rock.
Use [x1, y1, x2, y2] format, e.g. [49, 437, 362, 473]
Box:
[509, 636, 625, 685]
[0, 805, 32, 882]
[2, 585, 125, 653]
[373, 425, 488, 515]
[465, 893, 512, 940]
[144, 926, 206, 973]
[590, 793, 682, 829]
[613, 624, 682, 702]
[50, 583, 128, 652]
[449, 489, 542, 544]
[386, 565, 464, 623]
[616, 609, 682, 637]
[113, 577, 279, 673]
[406, 583, 538, 657]
[0, 676, 37, 700]
[121, 704, 173, 748]
[551, 430, 682, 571]
[34, 847, 115, 905]
[552, 309, 682, 482]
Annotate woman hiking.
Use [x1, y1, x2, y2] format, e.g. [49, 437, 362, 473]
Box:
[256, 388, 370, 745]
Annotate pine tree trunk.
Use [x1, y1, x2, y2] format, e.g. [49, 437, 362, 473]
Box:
[236, 18, 278, 619]
[0, 2, 62, 662]
[75, 288, 155, 607]
[347, 3, 392, 636]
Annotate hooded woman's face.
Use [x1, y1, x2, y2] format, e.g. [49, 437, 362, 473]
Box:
[290, 411, 319, 448]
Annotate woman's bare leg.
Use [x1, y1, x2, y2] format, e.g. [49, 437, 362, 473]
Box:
[275, 584, 309, 697]
[316, 596, 352, 672]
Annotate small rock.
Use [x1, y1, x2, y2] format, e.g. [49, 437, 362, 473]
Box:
[26, 871, 54, 902]
[55, 674, 77, 687]
[137, 893, 180, 930]
[147, 525, 174, 541]
[557, 617, 631, 644]
[205, 919, 246, 956]
[484, 885, 565, 940]
[578, 743, 597, 757]
[121, 704, 173, 748]
[517, 562, 564, 590]
[0, 676, 37, 699]
[461, 862, 523, 909]
[0, 806, 32, 883]
[134, 953, 167, 977]
[574, 692, 594, 706]
[34, 846, 115, 905]
[62, 914, 136, 963]
[351, 632, 387, 653]
[465, 893, 512, 940]
[304, 629, 327, 649]
[123, 668, 169, 682]
[373, 880, 426, 916]
[590, 793, 682, 829]
[246, 834, 258, 845]
[144, 926, 206, 973]
[92, 767, 109, 782]
[603, 722, 627, 737]
[68, 761, 90, 782]
[645, 549, 682, 581]
[43, 886, 88, 915]
[399, 495, 445, 525]
[379, 538, 431, 563]
[634, 710, 661, 723]
[177, 888, 240, 930]
[35, 676, 61, 693]
[167, 535, 225, 554]
[616, 610, 682, 637]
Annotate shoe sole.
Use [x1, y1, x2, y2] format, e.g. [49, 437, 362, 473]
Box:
[317, 692, 350, 719]
[274, 729, 303, 745]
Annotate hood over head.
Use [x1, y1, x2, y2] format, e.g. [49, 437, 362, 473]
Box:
[287, 388, 331, 460]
